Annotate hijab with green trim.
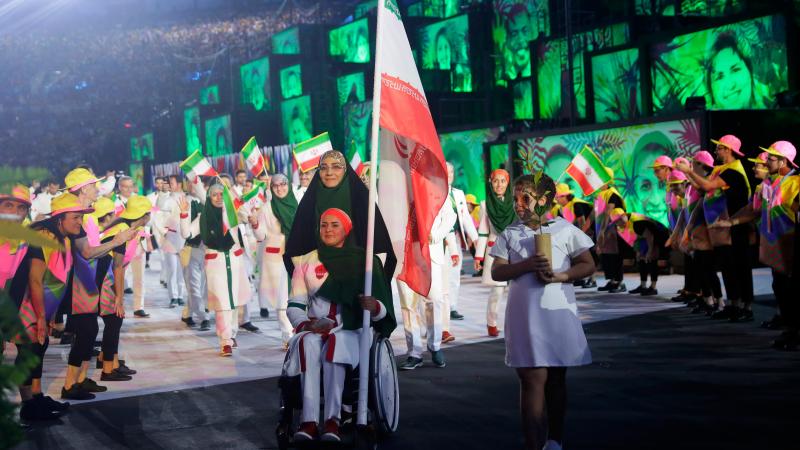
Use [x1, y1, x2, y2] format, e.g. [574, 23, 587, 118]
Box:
[485, 169, 515, 233]
[200, 184, 235, 252]
[269, 174, 298, 234]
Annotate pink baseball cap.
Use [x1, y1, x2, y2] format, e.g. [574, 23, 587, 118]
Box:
[711, 134, 743, 157]
[692, 150, 715, 168]
[650, 155, 673, 169]
[747, 152, 768, 165]
[674, 157, 690, 167]
[760, 141, 798, 168]
[667, 170, 688, 184]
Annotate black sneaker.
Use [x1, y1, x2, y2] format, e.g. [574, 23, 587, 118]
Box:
[598, 282, 614, 292]
[100, 370, 132, 382]
[199, 320, 211, 331]
[711, 305, 735, 320]
[431, 350, 446, 368]
[116, 363, 137, 376]
[124, 288, 133, 294]
[134, 309, 150, 318]
[61, 385, 95, 401]
[729, 308, 754, 323]
[240, 322, 261, 333]
[450, 310, 464, 320]
[398, 356, 423, 371]
[34, 393, 70, 413]
[629, 285, 645, 294]
[609, 283, 627, 293]
[177, 299, 185, 306]
[691, 303, 713, 314]
[260, 308, 270, 318]
[181, 317, 197, 327]
[640, 287, 658, 296]
[581, 279, 597, 288]
[169, 299, 178, 308]
[572, 280, 584, 287]
[761, 314, 783, 329]
[80, 378, 108, 393]
[20, 398, 62, 421]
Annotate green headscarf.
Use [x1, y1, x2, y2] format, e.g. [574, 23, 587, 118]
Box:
[485, 182, 515, 234]
[200, 185, 235, 252]
[315, 243, 396, 337]
[270, 175, 298, 234]
[313, 171, 351, 239]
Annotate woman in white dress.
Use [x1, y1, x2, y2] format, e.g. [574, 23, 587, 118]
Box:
[489, 173, 596, 450]
[475, 169, 516, 336]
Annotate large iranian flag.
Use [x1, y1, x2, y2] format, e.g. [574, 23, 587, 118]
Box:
[293, 132, 333, 173]
[375, 0, 448, 297]
[180, 150, 218, 178]
[241, 136, 265, 177]
[566, 145, 612, 196]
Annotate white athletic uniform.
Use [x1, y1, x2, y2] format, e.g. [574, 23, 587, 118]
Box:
[204, 224, 251, 348]
[442, 186, 478, 331]
[476, 200, 508, 328]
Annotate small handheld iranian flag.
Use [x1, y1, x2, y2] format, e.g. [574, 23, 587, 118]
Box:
[349, 148, 366, 176]
[180, 150, 218, 178]
[221, 185, 239, 234]
[241, 137, 265, 177]
[293, 132, 333, 172]
[566, 145, 612, 196]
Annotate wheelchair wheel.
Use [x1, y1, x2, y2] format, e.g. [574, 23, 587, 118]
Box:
[369, 335, 399, 436]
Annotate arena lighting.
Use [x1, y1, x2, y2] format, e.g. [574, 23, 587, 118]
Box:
[684, 96, 706, 112]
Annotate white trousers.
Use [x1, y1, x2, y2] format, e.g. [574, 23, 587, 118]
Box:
[158, 250, 167, 284]
[130, 255, 145, 311]
[163, 252, 185, 300]
[215, 308, 239, 348]
[399, 270, 443, 358]
[442, 248, 463, 332]
[258, 256, 293, 342]
[182, 246, 208, 322]
[299, 333, 347, 423]
[487, 286, 506, 328]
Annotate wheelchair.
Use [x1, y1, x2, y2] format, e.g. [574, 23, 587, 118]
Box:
[276, 332, 400, 449]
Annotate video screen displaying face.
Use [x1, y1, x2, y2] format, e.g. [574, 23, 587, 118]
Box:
[650, 15, 787, 114]
[204, 115, 232, 157]
[184, 107, 201, 156]
[535, 23, 629, 120]
[130, 133, 153, 162]
[337, 72, 366, 108]
[280, 65, 303, 100]
[440, 127, 504, 204]
[492, 0, 550, 87]
[329, 18, 370, 63]
[420, 14, 472, 92]
[515, 118, 702, 226]
[200, 85, 220, 105]
[513, 79, 533, 120]
[281, 96, 313, 145]
[421, 0, 460, 18]
[240, 57, 271, 111]
[592, 48, 642, 123]
[635, 0, 744, 16]
[343, 100, 372, 165]
[273, 27, 300, 55]
[129, 163, 144, 194]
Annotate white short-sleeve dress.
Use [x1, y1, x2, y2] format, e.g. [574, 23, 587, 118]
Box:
[490, 218, 594, 368]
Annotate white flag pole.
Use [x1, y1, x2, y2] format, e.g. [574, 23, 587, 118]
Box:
[358, 0, 387, 428]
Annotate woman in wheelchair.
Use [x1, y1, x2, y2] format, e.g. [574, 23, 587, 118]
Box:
[285, 207, 396, 443]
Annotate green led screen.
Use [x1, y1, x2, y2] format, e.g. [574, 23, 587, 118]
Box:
[343, 101, 372, 167]
[407, 2, 423, 16]
[513, 79, 533, 120]
[329, 18, 370, 63]
[200, 85, 219, 105]
[337, 72, 366, 108]
[440, 127, 504, 204]
[240, 57, 271, 111]
[272, 27, 300, 55]
[651, 15, 787, 114]
[355, 0, 377, 17]
[280, 65, 303, 100]
[184, 107, 201, 156]
[592, 48, 642, 123]
[489, 143, 509, 171]
[420, 0, 460, 18]
[281, 96, 313, 145]
[535, 23, 629, 120]
[130, 133, 153, 162]
[492, 0, 550, 86]
[129, 163, 144, 194]
[205, 115, 232, 157]
[419, 14, 472, 92]
[515, 118, 702, 226]
[635, 0, 744, 16]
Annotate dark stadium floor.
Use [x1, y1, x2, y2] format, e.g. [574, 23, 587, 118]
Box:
[15, 298, 800, 450]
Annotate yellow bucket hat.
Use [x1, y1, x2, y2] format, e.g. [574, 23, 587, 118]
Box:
[120, 195, 152, 220]
[51, 193, 94, 216]
[555, 183, 572, 197]
[92, 197, 116, 219]
[464, 194, 478, 205]
[0, 183, 31, 205]
[65, 168, 100, 192]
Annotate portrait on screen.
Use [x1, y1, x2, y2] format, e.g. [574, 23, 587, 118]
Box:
[280, 65, 303, 100]
[129, 163, 144, 194]
[651, 15, 787, 113]
[240, 57, 271, 111]
[337, 72, 366, 108]
[205, 115, 232, 157]
[329, 18, 370, 63]
[343, 101, 372, 167]
[131, 133, 153, 162]
[420, 14, 472, 92]
[492, 0, 550, 86]
[591, 48, 642, 123]
[439, 127, 504, 203]
[281, 96, 313, 145]
[273, 27, 300, 55]
[184, 107, 201, 156]
[200, 85, 219, 105]
[513, 79, 533, 120]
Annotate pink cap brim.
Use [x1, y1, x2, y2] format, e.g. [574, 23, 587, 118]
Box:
[51, 206, 94, 216]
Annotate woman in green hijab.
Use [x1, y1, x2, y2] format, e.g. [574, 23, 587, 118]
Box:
[285, 207, 395, 443]
[200, 183, 252, 356]
[249, 173, 297, 348]
[475, 169, 515, 337]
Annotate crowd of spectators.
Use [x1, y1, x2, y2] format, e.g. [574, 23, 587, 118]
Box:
[0, 0, 356, 172]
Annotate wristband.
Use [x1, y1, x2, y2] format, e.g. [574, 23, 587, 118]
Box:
[180, 213, 189, 219]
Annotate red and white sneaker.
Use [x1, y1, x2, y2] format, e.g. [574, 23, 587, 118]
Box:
[487, 326, 500, 337]
[294, 422, 318, 441]
[320, 419, 341, 442]
[220, 345, 233, 357]
[442, 331, 455, 343]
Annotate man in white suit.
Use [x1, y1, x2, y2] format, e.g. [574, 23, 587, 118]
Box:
[398, 199, 457, 370]
[442, 162, 479, 343]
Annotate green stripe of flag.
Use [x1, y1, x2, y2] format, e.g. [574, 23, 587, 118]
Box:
[294, 132, 331, 153]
